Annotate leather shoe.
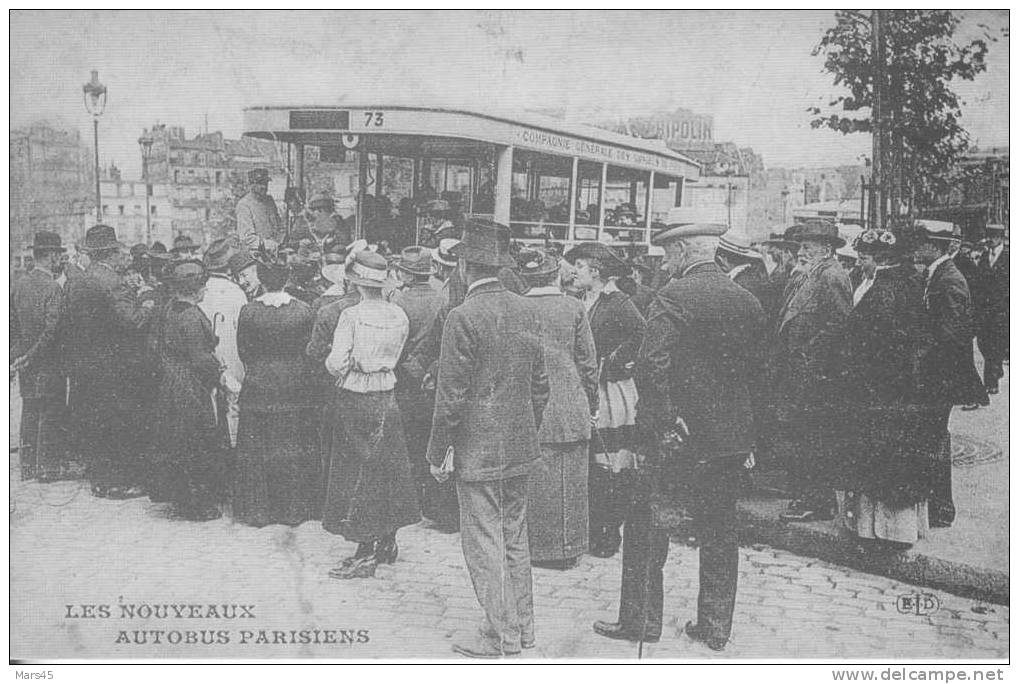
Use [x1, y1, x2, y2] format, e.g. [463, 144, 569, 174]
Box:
[592, 620, 660, 643]
[684, 621, 726, 651]
[452, 633, 520, 658]
[961, 403, 982, 411]
[106, 485, 146, 500]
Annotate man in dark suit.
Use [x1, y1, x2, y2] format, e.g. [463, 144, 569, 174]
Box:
[427, 219, 549, 658]
[716, 229, 769, 306]
[913, 223, 988, 527]
[61, 224, 156, 499]
[773, 221, 852, 522]
[11, 231, 69, 481]
[594, 219, 766, 651]
[974, 224, 1009, 394]
[392, 246, 456, 530]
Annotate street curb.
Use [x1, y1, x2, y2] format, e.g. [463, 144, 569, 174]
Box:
[656, 499, 1009, 606]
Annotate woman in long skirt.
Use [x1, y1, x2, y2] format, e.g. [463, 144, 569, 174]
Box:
[322, 249, 420, 579]
[564, 241, 646, 558]
[832, 230, 932, 546]
[519, 250, 600, 569]
[233, 262, 321, 526]
[147, 259, 225, 521]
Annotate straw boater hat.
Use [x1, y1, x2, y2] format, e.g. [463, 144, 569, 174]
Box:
[922, 222, 962, 243]
[718, 230, 764, 262]
[985, 223, 1006, 235]
[344, 250, 401, 289]
[651, 206, 727, 246]
[395, 246, 438, 276]
[450, 219, 515, 267]
[28, 231, 66, 253]
[434, 238, 461, 268]
[81, 224, 125, 252]
[308, 192, 335, 211]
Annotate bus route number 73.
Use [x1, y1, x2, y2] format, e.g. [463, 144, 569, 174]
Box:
[364, 111, 384, 127]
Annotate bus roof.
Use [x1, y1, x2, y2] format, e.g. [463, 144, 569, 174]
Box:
[243, 104, 701, 179]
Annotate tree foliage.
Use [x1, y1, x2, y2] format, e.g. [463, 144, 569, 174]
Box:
[809, 10, 997, 207]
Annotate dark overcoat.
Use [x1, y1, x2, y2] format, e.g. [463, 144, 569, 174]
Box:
[426, 281, 549, 481]
[11, 269, 65, 399]
[771, 257, 852, 418]
[237, 298, 319, 412]
[635, 262, 767, 463]
[916, 258, 987, 406]
[974, 247, 1009, 362]
[832, 265, 931, 503]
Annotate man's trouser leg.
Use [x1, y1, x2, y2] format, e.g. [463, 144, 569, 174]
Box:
[456, 474, 532, 651]
[694, 464, 740, 644]
[617, 471, 668, 637]
[18, 396, 41, 480]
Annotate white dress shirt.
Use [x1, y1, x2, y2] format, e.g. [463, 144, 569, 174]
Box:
[198, 274, 249, 393]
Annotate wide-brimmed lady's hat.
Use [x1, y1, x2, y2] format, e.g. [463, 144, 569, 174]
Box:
[792, 219, 845, 248]
[563, 241, 630, 279]
[395, 246, 438, 276]
[203, 237, 235, 271]
[761, 230, 800, 253]
[852, 229, 898, 255]
[28, 231, 66, 252]
[517, 249, 560, 280]
[344, 249, 401, 289]
[434, 238, 461, 267]
[81, 224, 125, 252]
[450, 219, 515, 268]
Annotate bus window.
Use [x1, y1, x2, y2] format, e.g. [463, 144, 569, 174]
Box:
[445, 161, 473, 212]
[574, 160, 602, 226]
[383, 157, 415, 203]
[604, 166, 650, 242]
[510, 149, 572, 240]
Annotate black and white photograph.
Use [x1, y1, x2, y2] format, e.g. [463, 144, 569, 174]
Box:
[7, 9, 1010, 669]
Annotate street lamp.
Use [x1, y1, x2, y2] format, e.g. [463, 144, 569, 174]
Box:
[82, 70, 107, 223]
[138, 132, 154, 244]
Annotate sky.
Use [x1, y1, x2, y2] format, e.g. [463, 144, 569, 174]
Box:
[9, 10, 1010, 179]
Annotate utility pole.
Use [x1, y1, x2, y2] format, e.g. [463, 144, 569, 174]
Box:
[871, 9, 886, 230]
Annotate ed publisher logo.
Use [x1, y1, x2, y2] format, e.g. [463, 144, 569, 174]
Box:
[896, 593, 940, 615]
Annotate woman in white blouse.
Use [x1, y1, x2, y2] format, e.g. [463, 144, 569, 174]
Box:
[322, 249, 421, 579]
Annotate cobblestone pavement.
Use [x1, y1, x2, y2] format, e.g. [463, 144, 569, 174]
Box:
[9, 473, 1009, 660]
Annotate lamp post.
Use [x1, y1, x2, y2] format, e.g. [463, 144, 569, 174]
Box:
[138, 132, 154, 244]
[82, 70, 107, 223]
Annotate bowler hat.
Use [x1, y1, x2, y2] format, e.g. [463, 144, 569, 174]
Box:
[248, 168, 270, 184]
[563, 241, 631, 278]
[203, 237, 235, 271]
[150, 241, 168, 255]
[163, 259, 209, 293]
[450, 219, 515, 267]
[344, 250, 401, 289]
[517, 249, 559, 279]
[718, 230, 764, 261]
[28, 231, 66, 252]
[792, 219, 845, 248]
[395, 246, 437, 276]
[434, 238, 461, 268]
[761, 231, 800, 253]
[82, 224, 125, 252]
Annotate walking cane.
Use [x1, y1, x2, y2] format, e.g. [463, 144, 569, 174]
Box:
[210, 312, 225, 427]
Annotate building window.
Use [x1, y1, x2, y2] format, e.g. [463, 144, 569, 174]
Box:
[102, 205, 108, 214]
[174, 170, 180, 183]
[205, 208, 211, 220]
[134, 205, 141, 212]
[118, 205, 125, 215]
[147, 184, 153, 197]
[215, 171, 222, 185]
[151, 206, 157, 216]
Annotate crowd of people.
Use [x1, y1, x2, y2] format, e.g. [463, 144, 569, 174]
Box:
[11, 178, 1009, 655]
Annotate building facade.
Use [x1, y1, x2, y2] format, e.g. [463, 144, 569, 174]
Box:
[99, 165, 173, 247]
[10, 123, 94, 254]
